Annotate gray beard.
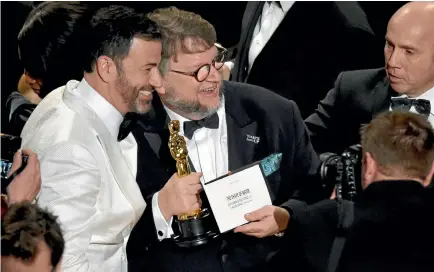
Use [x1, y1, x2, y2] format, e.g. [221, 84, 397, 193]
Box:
[162, 83, 225, 120]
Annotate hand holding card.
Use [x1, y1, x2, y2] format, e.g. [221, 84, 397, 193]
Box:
[203, 153, 282, 234]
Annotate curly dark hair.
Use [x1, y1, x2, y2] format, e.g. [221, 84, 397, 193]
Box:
[1, 202, 64, 268]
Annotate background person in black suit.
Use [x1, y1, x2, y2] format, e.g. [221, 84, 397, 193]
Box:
[305, 1, 434, 154]
[267, 111, 434, 272]
[126, 7, 327, 272]
[228, 1, 383, 119]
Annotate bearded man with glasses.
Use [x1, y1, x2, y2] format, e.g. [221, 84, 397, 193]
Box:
[126, 7, 328, 272]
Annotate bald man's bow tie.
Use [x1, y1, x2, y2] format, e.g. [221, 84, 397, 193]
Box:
[390, 97, 431, 117]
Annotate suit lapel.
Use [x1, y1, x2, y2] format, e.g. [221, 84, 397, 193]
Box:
[239, 1, 265, 82]
[226, 115, 258, 171]
[244, 2, 316, 83]
[241, 1, 264, 52]
[62, 83, 145, 224]
[370, 77, 396, 120]
[224, 82, 259, 171]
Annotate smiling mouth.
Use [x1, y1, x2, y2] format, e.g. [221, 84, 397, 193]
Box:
[200, 84, 217, 93]
[140, 90, 153, 96]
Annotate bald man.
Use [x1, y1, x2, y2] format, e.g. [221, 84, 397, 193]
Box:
[305, 1, 434, 155]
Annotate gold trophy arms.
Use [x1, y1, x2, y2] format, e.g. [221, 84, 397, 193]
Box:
[168, 120, 201, 220]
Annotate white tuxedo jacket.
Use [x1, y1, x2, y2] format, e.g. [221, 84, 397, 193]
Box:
[21, 80, 146, 271]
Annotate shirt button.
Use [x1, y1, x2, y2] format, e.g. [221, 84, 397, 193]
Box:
[158, 230, 164, 237]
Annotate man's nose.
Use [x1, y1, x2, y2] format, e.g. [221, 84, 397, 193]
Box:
[206, 65, 221, 81]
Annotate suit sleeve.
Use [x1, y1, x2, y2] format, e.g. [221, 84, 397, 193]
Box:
[127, 192, 173, 261]
[280, 101, 330, 221]
[304, 72, 345, 154]
[8, 101, 36, 137]
[127, 194, 158, 260]
[36, 142, 101, 272]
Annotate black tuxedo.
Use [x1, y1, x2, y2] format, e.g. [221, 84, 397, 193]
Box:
[127, 81, 328, 271]
[305, 68, 397, 154]
[231, 1, 382, 119]
[5, 91, 36, 136]
[266, 180, 434, 272]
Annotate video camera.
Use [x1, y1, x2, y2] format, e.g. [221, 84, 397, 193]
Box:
[319, 144, 363, 202]
[1, 134, 28, 193]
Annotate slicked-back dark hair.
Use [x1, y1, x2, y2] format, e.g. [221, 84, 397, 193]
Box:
[1, 202, 65, 268]
[18, 2, 88, 98]
[82, 5, 161, 73]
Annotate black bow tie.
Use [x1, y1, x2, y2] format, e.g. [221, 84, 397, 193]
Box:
[390, 97, 431, 117]
[183, 113, 219, 139]
[117, 113, 137, 142]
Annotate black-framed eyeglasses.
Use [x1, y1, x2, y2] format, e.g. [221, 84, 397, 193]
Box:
[169, 43, 227, 82]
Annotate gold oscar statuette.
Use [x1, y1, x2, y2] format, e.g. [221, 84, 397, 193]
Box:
[168, 120, 201, 220]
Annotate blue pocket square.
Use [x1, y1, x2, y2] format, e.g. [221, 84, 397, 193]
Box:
[261, 153, 283, 177]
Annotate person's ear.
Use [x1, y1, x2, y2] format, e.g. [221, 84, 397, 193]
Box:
[95, 56, 118, 83]
[423, 162, 434, 187]
[149, 67, 166, 95]
[362, 152, 377, 189]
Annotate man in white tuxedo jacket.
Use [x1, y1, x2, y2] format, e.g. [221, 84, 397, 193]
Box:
[20, 6, 163, 271]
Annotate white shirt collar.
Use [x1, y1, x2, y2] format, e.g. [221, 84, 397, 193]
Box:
[76, 78, 124, 138]
[412, 85, 434, 102]
[279, 1, 295, 13]
[164, 106, 191, 137]
[163, 97, 226, 137]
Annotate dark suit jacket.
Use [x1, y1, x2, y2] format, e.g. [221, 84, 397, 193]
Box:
[5, 91, 37, 137]
[305, 68, 397, 154]
[127, 81, 327, 272]
[265, 180, 434, 272]
[231, 1, 383, 119]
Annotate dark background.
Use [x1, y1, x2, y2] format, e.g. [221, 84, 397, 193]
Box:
[0, 1, 406, 132]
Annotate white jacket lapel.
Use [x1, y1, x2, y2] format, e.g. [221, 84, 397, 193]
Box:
[62, 82, 145, 224]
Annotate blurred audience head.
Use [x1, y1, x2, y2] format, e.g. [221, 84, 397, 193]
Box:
[385, 1, 434, 97]
[149, 7, 225, 121]
[1, 202, 64, 272]
[82, 5, 162, 116]
[361, 111, 434, 188]
[18, 2, 88, 98]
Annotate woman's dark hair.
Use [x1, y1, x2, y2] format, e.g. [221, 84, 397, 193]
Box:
[18, 2, 88, 98]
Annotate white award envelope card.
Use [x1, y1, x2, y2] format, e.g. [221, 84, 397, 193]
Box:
[203, 164, 272, 233]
